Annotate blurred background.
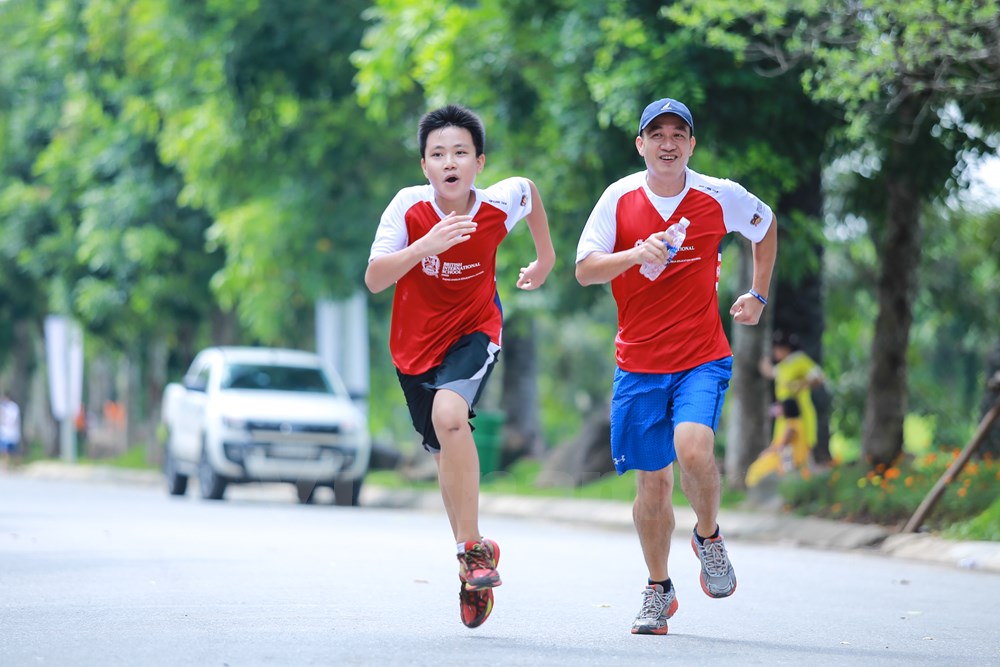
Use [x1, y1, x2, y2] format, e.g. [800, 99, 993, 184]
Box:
[1, 0, 998, 532]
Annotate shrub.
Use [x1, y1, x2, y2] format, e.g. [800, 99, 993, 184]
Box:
[779, 448, 1000, 531]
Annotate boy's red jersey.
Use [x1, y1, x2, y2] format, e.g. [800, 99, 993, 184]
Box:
[369, 178, 532, 374]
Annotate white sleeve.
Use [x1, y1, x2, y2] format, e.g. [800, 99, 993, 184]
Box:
[720, 179, 774, 243]
[576, 185, 619, 263]
[368, 188, 417, 262]
[485, 177, 533, 231]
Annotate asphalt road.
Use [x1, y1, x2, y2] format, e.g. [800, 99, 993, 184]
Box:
[1, 475, 998, 666]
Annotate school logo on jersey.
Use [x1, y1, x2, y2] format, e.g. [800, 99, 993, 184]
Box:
[520, 194, 528, 207]
[422, 255, 441, 277]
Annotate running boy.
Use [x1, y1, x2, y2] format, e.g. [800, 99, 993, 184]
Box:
[365, 104, 555, 629]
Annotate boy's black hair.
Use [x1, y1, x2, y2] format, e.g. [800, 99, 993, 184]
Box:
[418, 104, 486, 158]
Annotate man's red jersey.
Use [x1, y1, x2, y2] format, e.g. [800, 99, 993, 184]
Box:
[576, 169, 773, 374]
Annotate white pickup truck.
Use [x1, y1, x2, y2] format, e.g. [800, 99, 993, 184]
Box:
[160, 346, 370, 505]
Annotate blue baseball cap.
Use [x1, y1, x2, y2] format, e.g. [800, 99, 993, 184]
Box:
[638, 98, 694, 136]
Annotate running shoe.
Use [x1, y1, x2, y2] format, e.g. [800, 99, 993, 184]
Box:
[458, 538, 502, 591]
[459, 539, 500, 628]
[630, 583, 678, 635]
[691, 529, 737, 598]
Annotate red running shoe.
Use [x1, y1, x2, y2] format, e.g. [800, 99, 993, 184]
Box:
[458, 538, 502, 591]
[459, 539, 501, 628]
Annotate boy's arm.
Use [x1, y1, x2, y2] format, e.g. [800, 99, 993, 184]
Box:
[364, 212, 477, 294]
[729, 213, 778, 325]
[515, 179, 556, 290]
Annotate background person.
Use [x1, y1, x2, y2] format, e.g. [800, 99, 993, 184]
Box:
[0, 390, 22, 467]
[759, 330, 826, 467]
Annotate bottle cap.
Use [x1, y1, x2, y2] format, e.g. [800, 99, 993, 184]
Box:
[679, 217, 690, 228]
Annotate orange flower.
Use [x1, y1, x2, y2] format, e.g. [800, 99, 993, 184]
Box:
[904, 476, 914, 487]
[965, 462, 979, 476]
[875, 463, 886, 474]
[831, 502, 842, 513]
[957, 487, 968, 497]
[885, 467, 901, 480]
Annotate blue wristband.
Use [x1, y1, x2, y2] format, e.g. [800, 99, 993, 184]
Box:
[748, 289, 768, 306]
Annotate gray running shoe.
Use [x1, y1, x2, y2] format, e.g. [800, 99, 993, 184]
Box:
[691, 529, 737, 598]
[630, 584, 679, 635]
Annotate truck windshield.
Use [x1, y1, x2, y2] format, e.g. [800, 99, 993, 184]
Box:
[221, 364, 334, 394]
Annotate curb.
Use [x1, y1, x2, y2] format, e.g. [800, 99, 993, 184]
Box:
[11, 462, 1000, 575]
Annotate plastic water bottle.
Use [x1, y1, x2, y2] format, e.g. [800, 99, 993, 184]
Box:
[639, 217, 691, 281]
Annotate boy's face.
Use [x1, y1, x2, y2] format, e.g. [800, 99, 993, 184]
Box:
[421, 126, 484, 200]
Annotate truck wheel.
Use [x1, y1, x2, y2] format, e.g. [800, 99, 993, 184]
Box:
[163, 440, 188, 497]
[295, 481, 317, 504]
[198, 445, 227, 500]
[333, 476, 363, 507]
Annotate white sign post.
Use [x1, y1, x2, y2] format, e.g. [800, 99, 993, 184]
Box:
[44, 315, 84, 463]
[316, 292, 369, 416]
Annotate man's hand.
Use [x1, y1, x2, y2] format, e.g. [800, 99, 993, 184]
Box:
[730, 292, 765, 325]
[633, 231, 669, 266]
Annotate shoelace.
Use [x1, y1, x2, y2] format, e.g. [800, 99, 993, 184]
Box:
[699, 539, 730, 576]
[462, 544, 495, 573]
[638, 587, 668, 618]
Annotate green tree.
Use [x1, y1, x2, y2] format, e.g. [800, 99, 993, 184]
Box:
[354, 0, 833, 478]
[669, 0, 1000, 466]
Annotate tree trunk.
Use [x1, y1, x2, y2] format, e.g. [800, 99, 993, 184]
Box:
[773, 172, 830, 463]
[499, 313, 544, 464]
[146, 338, 169, 465]
[724, 243, 771, 488]
[980, 337, 1000, 458]
[861, 153, 923, 467]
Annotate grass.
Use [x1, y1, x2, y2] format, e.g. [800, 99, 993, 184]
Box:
[368, 458, 746, 509]
[17, 439, 157, 470]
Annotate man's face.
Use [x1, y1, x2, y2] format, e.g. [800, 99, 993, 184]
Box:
[421, 126, 484, 200]
[636, 114, 695, 178]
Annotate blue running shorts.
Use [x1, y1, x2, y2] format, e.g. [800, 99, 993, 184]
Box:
[609, 357, 733, 474]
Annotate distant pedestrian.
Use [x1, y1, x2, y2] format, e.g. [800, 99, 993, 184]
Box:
[758, 330, 826, 466]
[576, 98, 777, 635]
[365, 104, 555, 629]
[0, 390, 22, 467]
[745, 398, 810, 489]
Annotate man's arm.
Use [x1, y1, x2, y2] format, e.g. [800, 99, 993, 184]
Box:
[729, 213, 778, 325]
[575, 230, 672, 286]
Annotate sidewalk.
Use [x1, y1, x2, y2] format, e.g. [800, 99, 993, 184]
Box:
[13, 461, 1000, 575]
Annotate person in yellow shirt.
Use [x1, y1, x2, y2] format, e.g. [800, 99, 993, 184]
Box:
[759, 330, 825, 465]
[746, 398, 811, 488]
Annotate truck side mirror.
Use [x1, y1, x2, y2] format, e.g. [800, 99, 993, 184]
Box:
[184, 376, 207, 392]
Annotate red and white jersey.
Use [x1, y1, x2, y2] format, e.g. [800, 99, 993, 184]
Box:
[576, 168, 773, 374]
[369, 178, 533, 375]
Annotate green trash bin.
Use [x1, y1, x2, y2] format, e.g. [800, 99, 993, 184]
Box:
[473, 410, 505, 476]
